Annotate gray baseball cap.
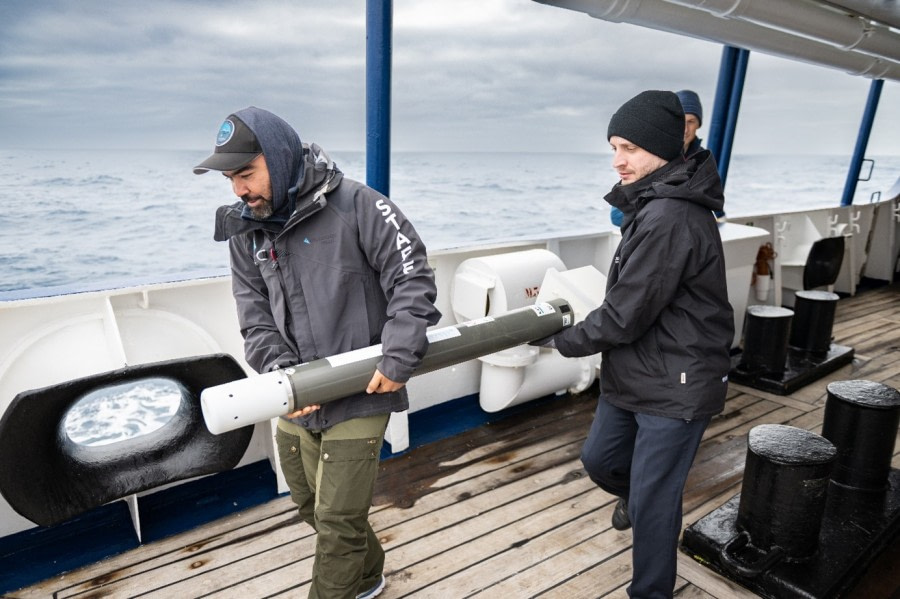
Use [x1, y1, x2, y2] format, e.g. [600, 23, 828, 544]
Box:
[193, 114, 262, 174]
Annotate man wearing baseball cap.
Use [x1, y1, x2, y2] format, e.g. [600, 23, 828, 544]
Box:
[196, 107, 441, 599]
[193, 115, 263, 174]
[536, 90, 734, 598]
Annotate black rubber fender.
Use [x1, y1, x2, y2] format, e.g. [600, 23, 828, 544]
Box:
[0, 354, 253, 527]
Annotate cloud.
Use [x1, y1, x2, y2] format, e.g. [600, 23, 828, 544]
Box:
[0, 0, 897, 155]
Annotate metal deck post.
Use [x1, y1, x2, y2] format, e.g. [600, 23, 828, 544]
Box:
[366, 0, 393, 197]
[707, 46, 739, 166]
[718, 48, 750, 187]
[708, 45, 749, 216]
[841, 79, 883, 206]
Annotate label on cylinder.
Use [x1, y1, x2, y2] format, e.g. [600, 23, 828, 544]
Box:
[531, 302, 556, 317]
[427, 327, 462, 342]
[326, 345, 383, 367]
[465, 317, 495, 326]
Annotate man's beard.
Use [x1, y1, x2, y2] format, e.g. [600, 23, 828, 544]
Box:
[244, 196, 274, 219]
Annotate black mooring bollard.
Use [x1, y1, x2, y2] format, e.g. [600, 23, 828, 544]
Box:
[727, 424, 836, 571]
[739, 306, 794, 375]
[683, 388, 900, 596]
[822, 380, 900, 491]
[788, 290, 840, 355]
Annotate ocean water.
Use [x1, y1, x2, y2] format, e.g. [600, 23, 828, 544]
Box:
[2, 148, 898, 296]
[2, 148, 898, 446]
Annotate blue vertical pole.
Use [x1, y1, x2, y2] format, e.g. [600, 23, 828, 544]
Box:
[707, 46, 739, 165]
[366, 0, 392, 197]
[841, 79, 883, 206]
[717, 48, 750, 187]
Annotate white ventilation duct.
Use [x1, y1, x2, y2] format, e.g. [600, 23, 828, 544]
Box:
[450, 250, 604, 412]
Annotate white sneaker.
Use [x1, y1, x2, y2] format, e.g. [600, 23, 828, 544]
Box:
[356, 574, 386, 599]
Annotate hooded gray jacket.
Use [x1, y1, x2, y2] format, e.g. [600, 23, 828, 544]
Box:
[214, 107, 441, 430]
[553, 150, 734, 419]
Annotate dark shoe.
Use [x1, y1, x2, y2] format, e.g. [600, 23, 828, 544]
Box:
[612, 498, 631, 531]
[357, 574, 385, 599]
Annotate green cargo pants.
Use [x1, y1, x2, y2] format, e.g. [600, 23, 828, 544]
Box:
[276, 414, 389, 599]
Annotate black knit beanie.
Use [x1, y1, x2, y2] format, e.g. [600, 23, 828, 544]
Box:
[607, 90, 685, 161]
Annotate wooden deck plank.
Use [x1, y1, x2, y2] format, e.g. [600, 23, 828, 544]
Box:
[58, 503, 310, 598]
[676, 553, 760, 599]
[383, 486, 614, 596]
[467, 527, 632, 598]
[129, 523, 316, 598]
[163, 543, 315, 598]
[377, 466, 597, 565]
[528, 547, 633, 598]
[702, 394, 784, 438]
[374, 414, 593, 520]
[673, 582, 717, 598]
[373, 394, 596, 512]
[17, 496, 301, 599]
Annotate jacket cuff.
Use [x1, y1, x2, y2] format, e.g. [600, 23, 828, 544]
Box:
[377, 355, 415, 384]
[265, 354, 299, 372]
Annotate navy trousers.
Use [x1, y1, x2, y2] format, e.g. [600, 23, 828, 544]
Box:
[580, 398, 710, 599]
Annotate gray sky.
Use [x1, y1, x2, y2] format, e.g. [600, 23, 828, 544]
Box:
[1, 0, 898, 156]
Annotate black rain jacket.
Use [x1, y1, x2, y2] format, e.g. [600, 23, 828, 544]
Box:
[553, 150, 734, 419]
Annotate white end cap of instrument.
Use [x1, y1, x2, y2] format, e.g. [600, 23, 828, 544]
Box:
[201, 370, 293, 435]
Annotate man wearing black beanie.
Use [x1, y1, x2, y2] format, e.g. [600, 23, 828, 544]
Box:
[607, 89, 685, 163]
[537, 90, 734, 598]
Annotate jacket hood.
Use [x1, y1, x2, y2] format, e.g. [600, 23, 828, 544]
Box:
[214, 141, 343, 241]
[606, 149, 724, 230]
[233, 107, 304, 222]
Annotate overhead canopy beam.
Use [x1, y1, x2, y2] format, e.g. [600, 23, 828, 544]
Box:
[666, 0, 900, 63]
[534, 0, 900, 81]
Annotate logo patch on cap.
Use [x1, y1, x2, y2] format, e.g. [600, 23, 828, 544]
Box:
[216, 120, 236, 147]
